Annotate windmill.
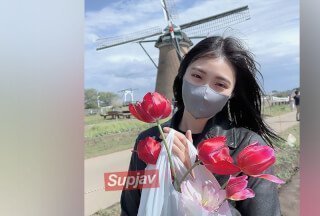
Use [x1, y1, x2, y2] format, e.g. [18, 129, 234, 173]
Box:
[97, 0, 250, 101]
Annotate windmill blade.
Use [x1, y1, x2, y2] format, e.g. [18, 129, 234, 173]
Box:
[161, 0, 178, 21]
[96, 26, 163, 50]
[160, 0, 170, 22]
[160, 0, 183, 61]
[180, 6, 250, 37]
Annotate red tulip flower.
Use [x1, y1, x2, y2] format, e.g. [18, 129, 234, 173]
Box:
[226, 175, 255, 201]
[129, 92, 172, 123]
[136, 137, 161, 164]
[129, 92, 179, 190]
[197, 136, 240, 175]
[237, 142, 285, 184]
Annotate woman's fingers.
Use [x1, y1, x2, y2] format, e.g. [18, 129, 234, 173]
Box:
[173, 135, 185, 152]
[172, 146, 193, 177]
[162, 126, 193, 156]
[174, 131, 188, 145]
[163, 127, 171, 133]
[162, 127, 194, 172]
[172, 145, 184, 161]
[163, 132, 185, 152]
[185, 130, 193, 143]
[163, 127, 187, 142]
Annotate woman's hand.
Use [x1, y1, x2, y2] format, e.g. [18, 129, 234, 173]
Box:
[163, 127, 194, 171]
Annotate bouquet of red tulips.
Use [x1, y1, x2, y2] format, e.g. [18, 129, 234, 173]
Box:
[129, 92, 285, 216]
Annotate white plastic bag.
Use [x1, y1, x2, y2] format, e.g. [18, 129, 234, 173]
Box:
[137, 129, 232, 216]
[287, 133, 297, 147]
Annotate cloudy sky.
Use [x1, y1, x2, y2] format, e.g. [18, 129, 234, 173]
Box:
[85, 0, 299, 101]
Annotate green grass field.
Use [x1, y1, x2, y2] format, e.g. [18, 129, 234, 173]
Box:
[85, 116, 170, 159]
[85, 130, 140, 159]
[85, 119, 151, 138]
[274, 124, 300, 182]
[262, 104, 292, 117]
[92, 202, 121, 216]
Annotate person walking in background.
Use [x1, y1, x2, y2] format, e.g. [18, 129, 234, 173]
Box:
[289, 92, 295, 111]
[293, 90, 300, 121]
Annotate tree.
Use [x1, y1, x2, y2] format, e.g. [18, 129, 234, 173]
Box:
[98, 92, 120, 106]
[84, 88, 121, 109]
[85, 88, 98, 109]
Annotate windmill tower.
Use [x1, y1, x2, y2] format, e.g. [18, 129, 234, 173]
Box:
[97, 1, 250, 101]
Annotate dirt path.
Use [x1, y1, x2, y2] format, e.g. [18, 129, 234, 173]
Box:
[264, 111, 299, 133]
[85, 111, 300, 216]
[267, 112, 300, 216]
[279, 170, 300, 216]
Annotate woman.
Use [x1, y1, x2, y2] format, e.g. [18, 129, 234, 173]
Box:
[120, 36, 283, 216]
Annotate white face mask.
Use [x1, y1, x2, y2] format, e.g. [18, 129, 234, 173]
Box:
[182, 79, 230, 119]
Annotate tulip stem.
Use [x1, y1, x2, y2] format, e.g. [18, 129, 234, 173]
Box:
[178, 160, 201, 186]
[156, 121, 180, 191]
[233, 171, 242, 177]
[221, 171, 242, 189]
[221, 179, 229, 190]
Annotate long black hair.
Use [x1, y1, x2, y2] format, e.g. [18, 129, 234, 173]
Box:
[173, 36, 283, 145]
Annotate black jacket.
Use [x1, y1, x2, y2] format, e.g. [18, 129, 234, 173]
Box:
[120, 110, 281, 216]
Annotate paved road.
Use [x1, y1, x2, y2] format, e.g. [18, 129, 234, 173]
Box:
[85, 111, 299, 216]
[85, 149, 132, 216]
